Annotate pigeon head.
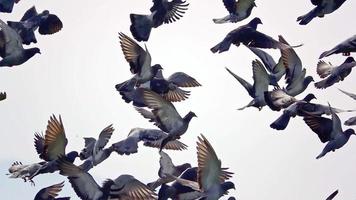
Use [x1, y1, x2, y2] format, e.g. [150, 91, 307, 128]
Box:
[344, 129, 356, 136]
[66, 151, 79, 162]
[183, 112, 197, 123]
[221, 181, 236, 191]
[152, 64, 163, 75]
[253, 2, 257, 7]
[25, 48, 41, 58]
[79, 148, 91, 160]
[344, 57, 355, 63]
[248, 17, 262, 29]
[303, 93, 317, 102]
[304, 76, 314, 85]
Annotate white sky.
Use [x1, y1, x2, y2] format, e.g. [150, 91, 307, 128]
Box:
[1, 0, 356, 199]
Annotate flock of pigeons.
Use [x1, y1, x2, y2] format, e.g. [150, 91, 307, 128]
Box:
[2, 0, 356, 199]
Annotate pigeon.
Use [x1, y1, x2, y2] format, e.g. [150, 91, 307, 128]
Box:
[34, 181, 70, 200]
[28, 115, 79, 180]
[166, 134, 235, 200]
[326, 190, 338, 200]
[297, 0, 347, 25]
[264, 89, 316, 111]
[0, 91, 6, 101]
[117, 71, 201, 106]
[226, 60, 269, 110]
[280, 37, 314, 96]
[116, 33, 163, 91]
[339, 89, 356, 126]
[112, 128, 188, 156]
[315, 57, 356, 89]
[130, 0, 189, 41]
[211, 17, 295, 54]
[135, 89, 196, 151]
[0, 0, 20, 13]
[270, 102, 354, 130]
[147, 151, 191, 190]
[7, 6, 63, 45]
[213, 0, 257, 24]
[6, 161, 45, 185]
[58, 157, 157, 200]
[319, 35, 356, 59]
[303, 104, 356, 159]
[78, 124, 114, 171]
[0, 19, 40, 67]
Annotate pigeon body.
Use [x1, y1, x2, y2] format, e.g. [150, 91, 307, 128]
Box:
[315, 57, 356, 89]
[112, 128, 188, 155]
[8, 6, 63, 45]
[319, 35, 356, 58]
[303, 104, 356, 159]
[211, 17, 292, 54]
[135, 89, 196, 150]
[213, 0, 256, 24]
[297, 0, 347, 25]
[7, 161, 45, 184]
[0, 18, 40, 67]
[130, 0, 189, 41]
[226, 60, 269, 110]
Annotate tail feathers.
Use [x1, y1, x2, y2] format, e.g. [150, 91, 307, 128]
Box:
[270, 113, 291, 130]
[319, 49, 336, 59]
[297, 7, 319, 25]
[130, 14, 152, 42]
[115, 79, 136, 92]
[211, 39, 231, 53]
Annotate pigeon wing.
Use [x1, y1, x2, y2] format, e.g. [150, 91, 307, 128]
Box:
[94, 124, 114, 155]
[43, 115, 68, 161]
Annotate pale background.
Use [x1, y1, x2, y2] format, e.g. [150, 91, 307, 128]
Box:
[1, 0, 356, 199]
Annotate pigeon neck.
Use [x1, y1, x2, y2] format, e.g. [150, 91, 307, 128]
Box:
[183, 112, 195, 123]
[101, 179, 115, 197]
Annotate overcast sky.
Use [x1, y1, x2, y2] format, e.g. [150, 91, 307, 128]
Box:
[1, 0, 356, 199]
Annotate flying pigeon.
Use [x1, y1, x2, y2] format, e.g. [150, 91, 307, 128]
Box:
[226, 60, 269, 110]
[7, 6, 63, 45]
[326, 190, 339, 200]
[213, 0, 257, 24]
[135, 89, 196, 151]
[58, 157, 157, 200]
[28, 115, 79, 180]
[6, 161, 45, 185]
[78, 124, 114, 171]
[211, 17, 295, 54]
[315, 57, 356, 89]
[34, 181, 70, 200]
[0, 91, 6, 101]
[112, 128, 188, 156]
[0, 0, 20, 13]
[130, 0, 189, 41]
[116, 32, 162, 91]
[319, 35, 356, 59]
[264, 89, 316, 111]
[0, 19, 40, 67]
[166, 134, 235, 200]
[297, 0, 347, 25]
[303, 104, 356, 159]
[147, 151, 191, 190]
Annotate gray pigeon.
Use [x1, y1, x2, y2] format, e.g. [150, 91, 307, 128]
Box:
[78, 125, 114, 171]
[0, 19, 40, 67]
[130, 0, 189, 41]
[319, 35, 356, 59]
[264, 89, 316, 111]
[0, 0, 20, 13]
[297, 0, 347, 25]
[303, 104, 356, 159]
[34, 181, 70, 200]
[58, 157, 157, 200]
[167, 134, 235, 200]
[29, 115, 79, 180]
[315, 57, 356, 89]
[326, 190, 338, 200]
[0, 91, 6, 101]
[213, 0, 256, 24]
[8, 6, 63, 45]
[112, 128, 188, 155]
[116, 33, 162, 91]
[6, 161, 45, 185]
[211, 17, 294, 54]
[226, 60, 269, 110]
[135, 89, 196, 151]
[147, 151, 191, 190]
[339, 89, 356, 126]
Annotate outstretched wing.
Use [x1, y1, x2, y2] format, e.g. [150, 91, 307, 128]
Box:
[94, 124, 114, 155]
[168, 72, 201, 87]
[43, 115, 68, 161]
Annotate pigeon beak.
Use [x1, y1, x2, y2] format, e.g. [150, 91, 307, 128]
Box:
[253, 3, 257, 7]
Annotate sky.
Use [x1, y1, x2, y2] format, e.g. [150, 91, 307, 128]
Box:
[1, 0, 356, 199]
